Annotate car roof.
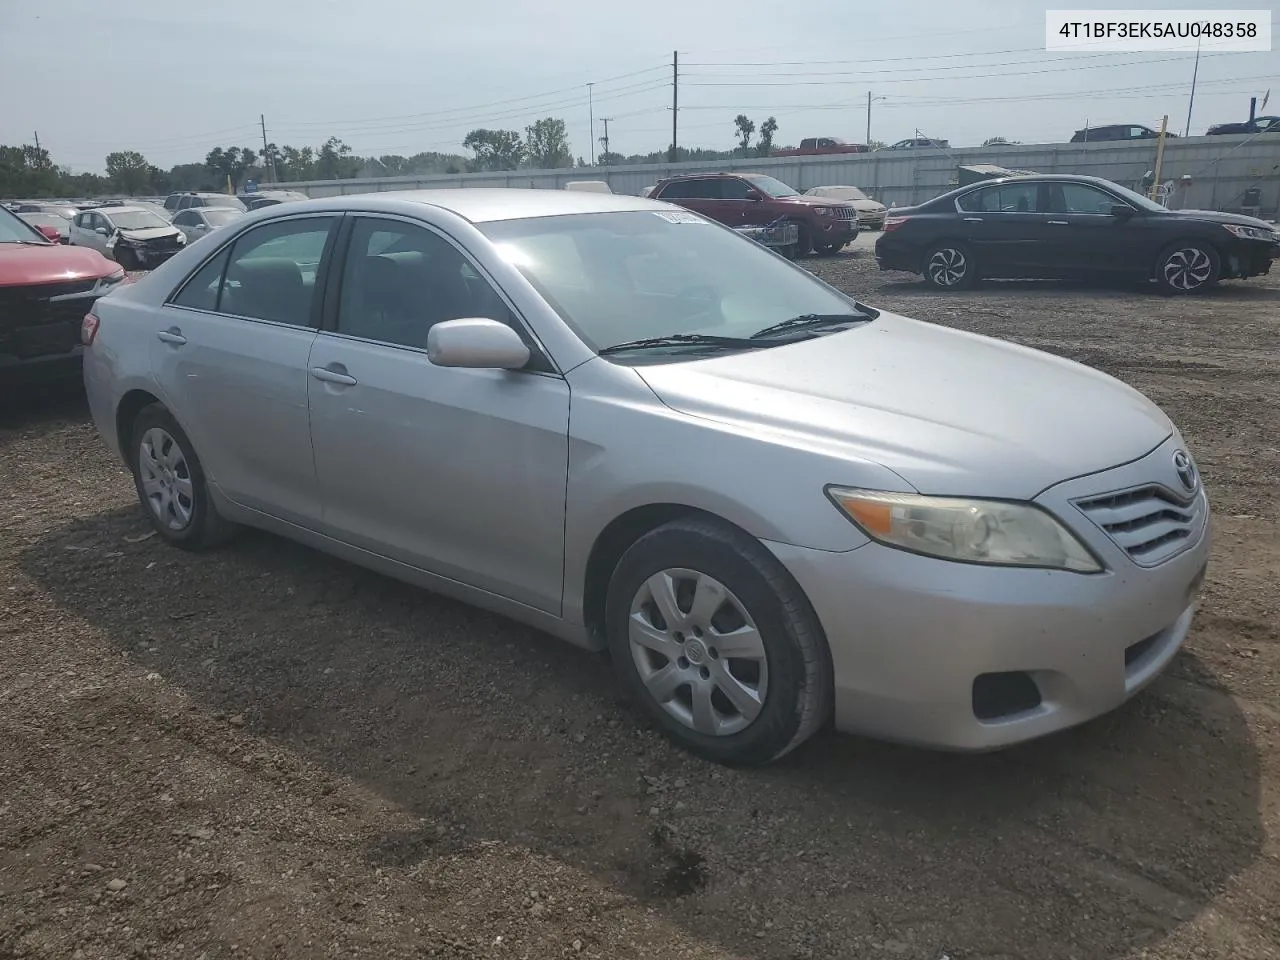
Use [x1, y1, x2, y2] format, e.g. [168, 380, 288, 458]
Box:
[97, 206, 154, 216]
[294, 188, 670, 223]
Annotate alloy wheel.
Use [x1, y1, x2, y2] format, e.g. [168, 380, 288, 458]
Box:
[1162, 247, 1213, 291]
[927, 247, 968, 286]
[627, 568, 769, 737]
[138, 427, 194, 530]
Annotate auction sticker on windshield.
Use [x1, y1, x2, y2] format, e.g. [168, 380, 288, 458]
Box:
[652, 211, 707, 224]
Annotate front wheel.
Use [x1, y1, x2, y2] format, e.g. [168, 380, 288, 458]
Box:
[923, 241, 977, 289]
[605, 518, 832, 766]
[1155, 241, 1220, 294]
[814, 242, 845, 256]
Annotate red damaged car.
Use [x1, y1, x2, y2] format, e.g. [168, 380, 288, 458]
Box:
[1, 204, 126, 383]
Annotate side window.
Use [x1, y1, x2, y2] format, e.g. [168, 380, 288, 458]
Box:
[817, 138, 833, 148]
[1058, 184, 1120, 215]
[957, 186, 998, 212]
[335, 217, 514, 349]
[219, 217, 336, 326]
[163, 195, 179, 211]
[172, 246, 232, 311]
[173, 211, 195, 226]
[718, 178, 753, 200]
[74, 213, 87, 228]
[657, 180, 693, 200]
[997, 182, 1038, 213]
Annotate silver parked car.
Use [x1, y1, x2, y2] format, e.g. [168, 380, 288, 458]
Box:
[82, 190, 1210, 765]
[172, 206, 245, 242]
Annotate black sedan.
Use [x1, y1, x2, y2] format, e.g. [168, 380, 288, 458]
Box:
[875, 175, 1278, 294]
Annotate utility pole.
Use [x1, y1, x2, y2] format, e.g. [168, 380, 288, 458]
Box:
[1184, 39, 1201, 137]
[866, 92, 871, 146]
[669, 50, 679, 163]
[260, 114, 273, 183]
[1150, 114, 1169, 201]
[33, 130, 41, 153]
[588, 83, 595, 166]
[599, 117, 613, 162]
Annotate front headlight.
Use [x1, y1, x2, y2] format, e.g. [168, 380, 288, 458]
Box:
[811, 206, 832, 216]
[1222, 223, 1275, 241]
[91, 267, 127, 293]
[174, 231, 186, 243]
[826, 486, 1102, 572]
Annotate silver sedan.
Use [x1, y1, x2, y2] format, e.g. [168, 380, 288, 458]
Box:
[82, 189, 1210, 765]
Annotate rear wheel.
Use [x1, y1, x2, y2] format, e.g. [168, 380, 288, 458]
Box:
[129, 404, 236, 550]
[1155, 241, 1219, 294]
[605, 518, 832, 766]
[923, 241, 977, 290]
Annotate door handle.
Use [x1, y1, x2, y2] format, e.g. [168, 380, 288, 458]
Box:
[156, 329, 187, 345]
[310, 365, 357, 386]
[1047, 220, 1069, 225]
[962, 217, 983, 222]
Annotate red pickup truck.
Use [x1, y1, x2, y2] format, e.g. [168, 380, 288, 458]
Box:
[773, 137, 870, 157]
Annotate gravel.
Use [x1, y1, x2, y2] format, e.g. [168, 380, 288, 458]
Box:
[1, 250, 1277, 959]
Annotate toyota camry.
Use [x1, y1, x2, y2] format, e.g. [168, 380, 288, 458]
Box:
[83, 189, 1210, 765]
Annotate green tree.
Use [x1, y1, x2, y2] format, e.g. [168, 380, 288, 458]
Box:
[523, 117, 572, 169]
[0, 144, 60, 196]
[204, 146, 258, 190]
[315, 136, 357, 179]
[734, 114, 756, 157]
[757, 116, 778, 157]
[462, 129, 524, 171]
[105, 150, 151, 194]
[278, 145, 317, 180]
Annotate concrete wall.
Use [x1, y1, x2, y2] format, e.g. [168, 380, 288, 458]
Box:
[274, 134, 1280, 215]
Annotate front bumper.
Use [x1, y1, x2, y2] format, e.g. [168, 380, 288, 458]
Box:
[1220, 237, 1277, 279]
[0, 346, 83, 384]
[812, 219, 859, 245]
[766, 437, 1211, 751]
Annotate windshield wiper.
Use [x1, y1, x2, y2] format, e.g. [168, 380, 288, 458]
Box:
[749, 313, 871, 340]
[598, 334, 758, 356]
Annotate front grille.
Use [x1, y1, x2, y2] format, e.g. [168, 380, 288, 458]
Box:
[832, 206, 858, 221]
[0, 280, 99, 359]
[1073, 484, 1206, 566]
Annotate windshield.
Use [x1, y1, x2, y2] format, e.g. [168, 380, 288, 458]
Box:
[205, 208, 242, 226]
[1100, 180, 1169, 213]
[743, 175, 800, 198]
[206, 196, 248, 211]
[0, 206, 49, 243]
[479, 211, 866, 357]
[109, 210, 171, 231]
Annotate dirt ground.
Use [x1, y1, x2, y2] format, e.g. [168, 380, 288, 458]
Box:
[2, 251, 1278, 960]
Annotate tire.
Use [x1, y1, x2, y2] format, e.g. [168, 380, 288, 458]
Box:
[814, 242, 844, 256]
[1155, 241, 1220, 294]
[129, 403, 236, 550]
[605, 517, 832, 766]
[923, 241, 977, 290]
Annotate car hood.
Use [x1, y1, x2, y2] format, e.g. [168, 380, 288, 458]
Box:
[0, 243, 118, 286]
[634, 312, 1173, 499]
[118, 226, 181, 241]
[1170, 209, 1276, 231]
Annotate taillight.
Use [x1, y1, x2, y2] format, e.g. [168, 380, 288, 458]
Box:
[81, 312, 100, 346]
[882, 215, 910, 232]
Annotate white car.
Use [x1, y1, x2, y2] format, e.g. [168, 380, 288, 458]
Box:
[172, 206, 245, 243]
[804, 186, 888, 229]
[69, 205, 187, 270]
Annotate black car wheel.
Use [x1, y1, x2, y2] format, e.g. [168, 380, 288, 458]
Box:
[1155, 241, 1220, 294]
[814, 242, 845, 256]
[605, 517, 832, 766]
[923, 242, 976, 290]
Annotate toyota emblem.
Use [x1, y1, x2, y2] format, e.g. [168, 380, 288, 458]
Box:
[1173, 450, 1197, 492]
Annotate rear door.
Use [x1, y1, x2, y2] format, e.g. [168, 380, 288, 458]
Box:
[953, 180, 1045, 274]
[150, 213, 338, 525]
[656, 179, 724, 222]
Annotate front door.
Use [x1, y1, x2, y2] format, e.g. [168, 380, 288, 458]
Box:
[150, 214, 337, 525]
[954, 180, 1046, 274]
[1038, 181, 1153, 275]
[306, 215, 570, 615]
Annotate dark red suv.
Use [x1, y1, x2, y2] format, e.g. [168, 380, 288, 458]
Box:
[650, 172, 859, 255]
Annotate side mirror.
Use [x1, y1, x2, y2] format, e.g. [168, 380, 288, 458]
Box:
[745, 191, 764, 201]
[94, 226, 110, 236]
[427, 318, 530, 370]
[1109, 204, 1135, 218]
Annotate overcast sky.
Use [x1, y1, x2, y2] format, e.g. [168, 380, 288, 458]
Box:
[1, 0, 1275, 173]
